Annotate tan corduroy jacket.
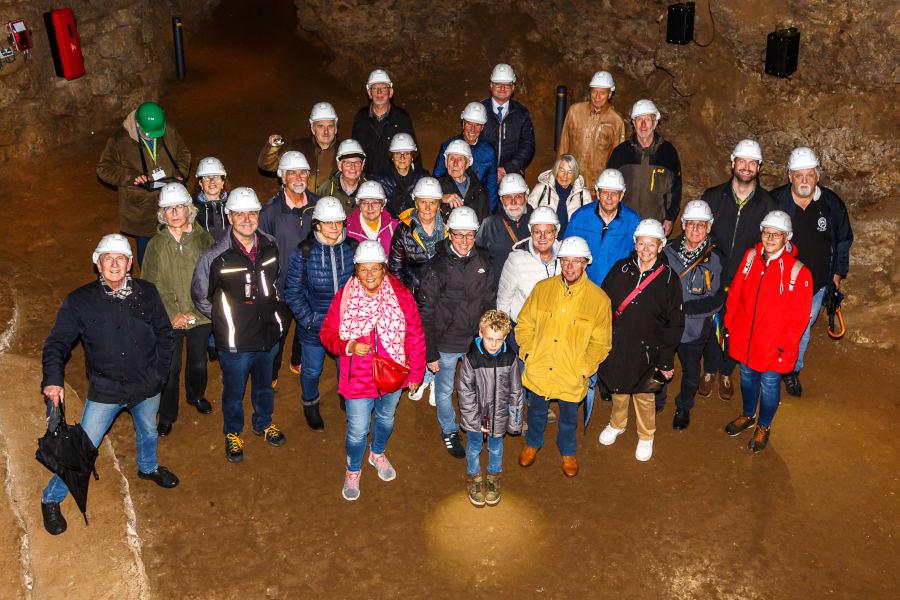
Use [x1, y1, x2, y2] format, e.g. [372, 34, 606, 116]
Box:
[557, 102, 625, 189]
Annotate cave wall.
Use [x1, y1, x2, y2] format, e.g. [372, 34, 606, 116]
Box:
[0, 0, 219, 162]
[294, 0, 899, 208]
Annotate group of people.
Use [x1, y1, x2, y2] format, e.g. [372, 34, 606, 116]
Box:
[39, 62, 854, 532]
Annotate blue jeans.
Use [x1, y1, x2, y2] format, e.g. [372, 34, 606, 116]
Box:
[524, 389, 579, 456]
[345, 391, 402, 472]
[794, 286, 826, 372]
[739, 364, 782, 428]
[435, 352, 464, 434]
[42, 395, 160, 504]
[299, 337, 339, 405]
[466, 433, 504, 475]
[218, 344, 278, 435]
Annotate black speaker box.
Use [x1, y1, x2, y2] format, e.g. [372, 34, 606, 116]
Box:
[765, 27, 800, 77]
[666, 2, 695, 45]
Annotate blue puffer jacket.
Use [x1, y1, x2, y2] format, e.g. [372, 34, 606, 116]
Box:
[433, 135, 499, 212]
[284, 232, 357, 344]
[565, 202, 641, 286]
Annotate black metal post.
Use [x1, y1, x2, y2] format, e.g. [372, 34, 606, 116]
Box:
[173, 17, 185, 79]
[554, 85, 567, 151]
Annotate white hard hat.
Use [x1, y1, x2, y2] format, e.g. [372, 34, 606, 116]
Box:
[389, 133, 417, 153]
[595, 168, 626, 193]
[412, 177, 443, 200]
[158, 182, 192, 207]
[337, 139, 366, 161]
[760, 210, 793, 240]
[731, 139, 763, 164]
[443, 139, 474, 167]
[490, 63, 516, 84]
[631, 99, 661, 121]
[788, 146, 819, 171]
[589, 70, 615, 91]
[195, 156, 226, 178]
[92, 233, 133, 264]
[277, 151, 311, 177]
[460, 102, 488, 125]
[366, 69, 393, 90]
[557, 236, 592, 264]
[681, 200, 714, 223]
[447, 206, 480, 231]
[528, 206, 560, 231]
[224, 187, 262, 214]
[308, 101, 338, 124]
[633, 218, 667, 246]
[312, 196, 347, 222]
[356, 180, 387, 202]
[354, 239, 388, 264]
[498, 172, 528, 197]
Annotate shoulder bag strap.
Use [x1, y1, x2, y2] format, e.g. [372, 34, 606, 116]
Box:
[501, 218, 519, 244]
[678, 245, 714, 280]
[613, 264, 666, 321]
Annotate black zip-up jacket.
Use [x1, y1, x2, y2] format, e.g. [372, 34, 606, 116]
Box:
[416, 240, 497, 362]
[194, 191, 228, 243]
[351, 103, 419, 177]
[701, 180, 778, 286]
[475, 206, 533, 286]
[191, 229, 284, 353]
[42, 279, 174, 407]
[377, 164, 430, 218]
[607, 132, 682, 223]
[259, 188, 318, 292]
[479, 98, 536, 174]
[457, 339, 525, 437]
[438, 170, 491, 222]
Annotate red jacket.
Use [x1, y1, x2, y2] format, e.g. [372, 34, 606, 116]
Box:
[345, 208, 399, 257]
[320, 274, 426, 399]
[725, 243, 813, 374]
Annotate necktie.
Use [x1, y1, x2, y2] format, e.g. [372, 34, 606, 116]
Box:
[496, 105, 504, 121]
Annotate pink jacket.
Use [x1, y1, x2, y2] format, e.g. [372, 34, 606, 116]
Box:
[320, 274, 426, 399]
[346, 208, 399, 256]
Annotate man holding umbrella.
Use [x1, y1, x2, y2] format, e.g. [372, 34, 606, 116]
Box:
[40, 234, 179, 535]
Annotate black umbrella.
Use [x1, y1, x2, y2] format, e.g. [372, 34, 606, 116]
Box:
[35, 400, 99, 524]
[824, 281, 846, 340]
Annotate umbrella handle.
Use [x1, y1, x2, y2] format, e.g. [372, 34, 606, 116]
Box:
[828, 307, 846, 340]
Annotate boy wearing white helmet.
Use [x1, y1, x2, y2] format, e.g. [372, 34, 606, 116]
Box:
[557, 70, 626, 188]
[770, 147, 853, 397]
[607, 99, 683, 236]
[351, 68, 419, 177]
[193, 156, 230, 242]
[433, 102, 500, 210]
[377, 132, 431, 217]
[436, 139, 492, 222]
[481, 63, 536, 182]
[316, 139, 370, 214]
[258, 101, 340, 191]
[346, 180, 399, 255]
[476, 173, 533, 284]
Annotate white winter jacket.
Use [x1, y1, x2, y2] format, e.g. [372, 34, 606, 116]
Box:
[497, 238, 561, 322]
[527, 169, 592, 218]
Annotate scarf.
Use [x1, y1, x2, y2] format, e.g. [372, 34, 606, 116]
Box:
[677, 236, 709, 267]
[412, 211, 445, 258]
[339, 276, 407, 364]
[99, 273, 133, 299]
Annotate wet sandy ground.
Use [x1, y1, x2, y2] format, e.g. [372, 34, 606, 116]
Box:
[0, 0, 897, 597]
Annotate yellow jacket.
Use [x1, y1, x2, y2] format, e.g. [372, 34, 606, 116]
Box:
[516, 274, 612, 403]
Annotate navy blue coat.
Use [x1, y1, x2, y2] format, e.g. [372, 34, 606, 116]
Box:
[480, 98, 536, 175]
[433, 135, 500, 212]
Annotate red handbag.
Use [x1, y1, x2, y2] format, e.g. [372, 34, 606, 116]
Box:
[371, 328, 409, 394]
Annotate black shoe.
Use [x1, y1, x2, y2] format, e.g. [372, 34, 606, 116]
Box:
[138, 465, 179, 488]
[303, 403, 325, 431]
[783, 371, 802, 397]
[655, 404, 665, 415]
[41, 501, 67, 535]
[206, 346, 218, 362]
[253, 424, 286, 447]
[157, 421, 172, 436]
[442, 431, 465, 458]
[673, 407, 690, 430]
[225, 432, 244, 463]
[748, 426, 771, 453]
[188, 397, 213, 414]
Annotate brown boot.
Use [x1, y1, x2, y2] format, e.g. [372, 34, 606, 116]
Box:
[718, 374, 734, 401]
[518, 446, 538, 467]
[561, 455, 578, 477]
[466, 474, 485, 507]
[698, 372, 716, 397]
[484, 473, 501, 505]
[748, 426, 771, 453]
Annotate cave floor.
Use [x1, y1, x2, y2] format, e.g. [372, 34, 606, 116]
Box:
[0, 0, 896, 598]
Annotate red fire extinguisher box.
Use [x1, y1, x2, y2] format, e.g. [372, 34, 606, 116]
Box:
[44, 8, 84, 80]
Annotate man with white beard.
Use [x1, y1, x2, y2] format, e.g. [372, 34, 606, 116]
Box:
[476, 173, 532, 285]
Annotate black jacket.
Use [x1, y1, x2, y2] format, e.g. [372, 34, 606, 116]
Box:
[475, 206, 533, 286]
[438, 170, 491, 222]
[42, 279, 174, 407]
[598, 253, 684, 393]
[351, 103, 419, 177]
[607, 132, 682, 223]
[194, 191, 229, 243]
[377, 164, 430, 218]
[416, 240, 497, 362]
[701, 180, 778, 286]
[259, 189, 318, 292]
[480, 98, 536, 174]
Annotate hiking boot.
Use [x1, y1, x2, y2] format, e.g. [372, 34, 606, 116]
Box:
[518, 446, 538, 467]
[367, 451, 397, 481]
[188, 397, 213, 414]
[725, 415, 756, 436]
[783, 371, 802, 397]
[289, 363, 301, 375]
[599, 424, 625, 446]
[253, 424, 286, 447]
[718, 375, 734, 401]
[225, 433, 244, 463]
[467, 474, 485, 507]
[41, 501, 67, 535]
[562, 455, 579, 477]
[485, 473, 501, 505]
[442, 431, 465, 458]
[342, 470, 361, 501]
[698, 372, 716, 397]
[303, 403, 325, 431]
[547, 405, 558, 424]
[748, 426, 771, 453]
[635, 439, 654, 462]
[673, 407, 690, 430]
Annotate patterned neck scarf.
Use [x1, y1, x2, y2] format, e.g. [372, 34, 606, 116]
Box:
[99, 273, 133, 299]
[339, 275, 407, 364]
[412, 210, 445, 258]
[677, 235, 709, 267]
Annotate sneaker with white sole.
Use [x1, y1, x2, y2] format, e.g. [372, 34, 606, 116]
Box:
[635, 438, 654, 461]
[342, 470, 361, 501]
[367, 452, 397, 481]
[428, 381, 436, 407]
[408, 383, 425, 402]
[599, 424, 625, 446]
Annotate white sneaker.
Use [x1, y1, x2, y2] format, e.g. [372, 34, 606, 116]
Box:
[635, 438, 654, 462]
[408, 384, 425, 402]
[599, 424, 625, 446]
[427, 381, 436, 407]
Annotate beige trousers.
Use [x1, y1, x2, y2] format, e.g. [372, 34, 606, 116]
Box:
[610, 393, 656, 441]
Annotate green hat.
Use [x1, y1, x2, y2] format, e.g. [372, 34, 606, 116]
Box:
[135, 101, 166, 138]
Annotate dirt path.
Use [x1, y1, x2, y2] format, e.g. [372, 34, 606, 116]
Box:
[0, 0, 896, 598]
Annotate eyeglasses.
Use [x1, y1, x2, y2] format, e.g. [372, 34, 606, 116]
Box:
[359, 200, 384, 208]
[450, 232, 476, 241]
[762, 231, 786, 240]
[319, 221, 343, 227]
[200, 176, 223, 183]
[100, 255, 129, 266]
[393, 152, 413, 159]
[369, 85, 391, 94]
[531, 228, 557, 239]
[492, 83, 513, 89]
[163, 204, 188, 213]
[356, 265, 385, 275]
[341, 159, 364, 168]
[683, 221, 708, 230]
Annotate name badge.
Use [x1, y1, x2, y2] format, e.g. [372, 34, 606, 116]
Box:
[151, 167, 166, 181]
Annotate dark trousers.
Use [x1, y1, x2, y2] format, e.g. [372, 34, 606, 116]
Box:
[272, 311, 303, 383]
[133, 235, 152, 267]
[675, 336, 707, 411]
[219, 344, 278, 435]
[159, 324, 211, 425]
